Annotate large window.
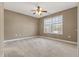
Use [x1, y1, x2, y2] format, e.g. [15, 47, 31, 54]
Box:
[44, 15, 63, 34]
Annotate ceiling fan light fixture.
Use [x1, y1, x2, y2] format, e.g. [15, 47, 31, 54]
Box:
[32, 5, 47, 16]
[35, 11, 42, 15]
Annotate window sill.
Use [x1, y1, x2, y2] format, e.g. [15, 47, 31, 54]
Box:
[44, 33, 63, 35]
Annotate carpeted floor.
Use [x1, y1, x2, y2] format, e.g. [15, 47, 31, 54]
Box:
[4, 38, 77, 57]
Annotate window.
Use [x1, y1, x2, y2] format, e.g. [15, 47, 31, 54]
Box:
[44, 15, 63, 34]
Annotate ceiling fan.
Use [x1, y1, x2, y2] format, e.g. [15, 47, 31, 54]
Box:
[32, 6, 47, 15]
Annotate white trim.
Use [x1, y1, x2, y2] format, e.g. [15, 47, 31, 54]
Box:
[39, 36, 77, 45]
[4, 36, 77, 45]
[4, 36, 38, 43]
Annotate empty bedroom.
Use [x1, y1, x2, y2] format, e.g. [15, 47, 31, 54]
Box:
[3, 2, 78, 57]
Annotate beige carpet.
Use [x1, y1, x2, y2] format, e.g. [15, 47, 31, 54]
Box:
[4, 38, 77, 57]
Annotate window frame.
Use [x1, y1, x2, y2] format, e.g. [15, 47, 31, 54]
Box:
[44, 15, 63, 35]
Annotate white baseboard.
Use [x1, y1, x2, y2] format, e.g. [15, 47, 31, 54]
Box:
[4, 36, 77, 45]
[4, 36, 38, 43]
[39, 36, 77, 45]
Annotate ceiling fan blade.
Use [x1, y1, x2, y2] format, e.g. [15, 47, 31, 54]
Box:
[42, 11, 47, 12]
[33, 13, 36, 14]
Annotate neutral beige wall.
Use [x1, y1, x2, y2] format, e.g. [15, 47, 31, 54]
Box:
[77, 3, 79, 56]
[39, 7, 77, 42]
[4, 7, 77, 42]
[0, 3, 4, 42]
[0, 3, 4, 56]
[4, 10, 39, 40]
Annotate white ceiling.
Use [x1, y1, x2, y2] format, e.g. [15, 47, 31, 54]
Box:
[4, 2, 77, 18]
